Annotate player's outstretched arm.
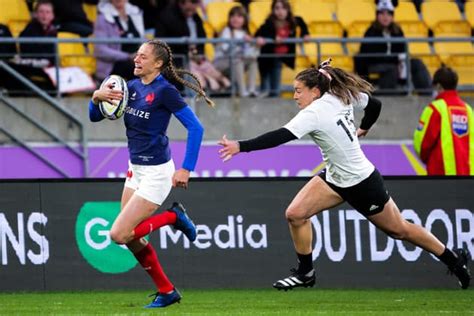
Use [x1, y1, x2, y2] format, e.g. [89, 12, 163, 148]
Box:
[218, 135, 240, 162]
[218, 128, 297, 162]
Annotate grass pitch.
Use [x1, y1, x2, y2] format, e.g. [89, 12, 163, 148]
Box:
[0, 288, 472, 315]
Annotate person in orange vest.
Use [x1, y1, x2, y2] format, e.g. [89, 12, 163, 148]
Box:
[414, 66, 474, 175]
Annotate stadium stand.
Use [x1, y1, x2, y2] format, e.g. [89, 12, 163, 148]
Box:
[293, 1, 344, 64]
[82, 3, 98, 24]
[206, 1, 242, 35]
[57, 32, 96, 75]
[0, 0, 31, 37]
[0, 0, 472, 94]
[248, 1, 272, 34]
[445, 54, 474, 86]
[466, 1, 474, 28]
[337, 0, 376, 54]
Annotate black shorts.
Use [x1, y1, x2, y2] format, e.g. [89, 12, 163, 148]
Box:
[318, 169, 390, 217]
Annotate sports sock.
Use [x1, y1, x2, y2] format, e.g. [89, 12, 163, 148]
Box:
[133, 211, 177, 240]
[437, 247, 458, 267]
[134, 243, 174, 293]
[296, 252, 313, 274]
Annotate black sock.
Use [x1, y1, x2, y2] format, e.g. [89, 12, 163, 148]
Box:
[296, 252, 313, 274]
[437, 248, 458, 267]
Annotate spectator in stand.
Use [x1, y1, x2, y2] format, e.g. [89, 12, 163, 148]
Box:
[155, 0, 230, 92]
[255, 0, 309, 97]
[51, 0, 98, 37]
[214, 6, 259, 97]
[19, 0, 58, 66]
[414, 66, 474, 175]
[0, 24, 17, 61]
[155, 0, 206, 69]
[129, 0, 172, 35]
[94, 0, 144, 82]
[355, 0, 431, 93]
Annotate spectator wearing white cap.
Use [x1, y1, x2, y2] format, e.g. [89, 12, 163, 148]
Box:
[355, 0, 431, 94]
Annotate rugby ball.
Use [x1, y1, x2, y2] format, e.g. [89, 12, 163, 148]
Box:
[98, 75, 128, 120]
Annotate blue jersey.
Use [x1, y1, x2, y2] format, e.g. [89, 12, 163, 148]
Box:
[89, 74, 204, 171]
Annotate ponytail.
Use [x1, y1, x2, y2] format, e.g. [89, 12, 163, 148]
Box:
[146, 39, 215, 108]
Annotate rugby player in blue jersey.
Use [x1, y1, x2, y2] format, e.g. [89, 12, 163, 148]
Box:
[89, 39, 214, 308]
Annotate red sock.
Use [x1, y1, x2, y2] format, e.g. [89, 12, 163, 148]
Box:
[133, 211, 177, 240]
[134, 243, 174, 293]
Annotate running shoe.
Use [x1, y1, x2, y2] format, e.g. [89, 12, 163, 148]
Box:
[448, 249, 471, 289]
[273, 268, 316, 291]
[169, 202, 197, 242]
[145, 288, 182, 308]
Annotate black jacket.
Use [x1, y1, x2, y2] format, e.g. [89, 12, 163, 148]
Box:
[0, 24, 17, 60]
[51, 0, 97, 26]
[255, 16, 309, 71]
[19, 20, 58, 64]
[154, 4, 206, 67]
[355, 22, 406, 76]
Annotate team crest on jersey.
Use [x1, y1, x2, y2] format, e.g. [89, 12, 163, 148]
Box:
[450, 107, 468, 137]
[416, 120, 425, 131]
[145, 92, 155, 105]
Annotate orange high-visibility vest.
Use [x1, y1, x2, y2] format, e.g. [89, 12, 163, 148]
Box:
[414, 99, 474, 175]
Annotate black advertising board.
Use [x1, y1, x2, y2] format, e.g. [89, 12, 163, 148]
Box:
[0, 178, 472, 290]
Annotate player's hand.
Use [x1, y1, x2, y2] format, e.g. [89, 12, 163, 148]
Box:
[357, 128, 369, 138]
[218, 134, 240, 162]
[92, 83, 123, 105]
[172, 168, 190, 189]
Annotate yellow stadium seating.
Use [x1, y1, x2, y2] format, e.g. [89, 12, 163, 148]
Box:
[8, 20, 29, 38]
[445, 54, 474, 86]
[432, 20, 471, 37]
[434, 40, 474, 63]
[337, 1, 375, 54]
[465, 2, 474, 28]
[206, 2, 242, 35]
[82, 3, 97, 24]
[281, 54, 312, 94]
[395, 2, 419, 22]
[0, 0, 30, 37]
[415, 54, 442, 77]
[294, 0, 344, 63]
[57, 32, 96, 75]
[0, 0, 30, 25]
[294, 1, 342, 36]
[202, 20, 214, 38]
[249, 1, 272, 34]
[399, 21, 428, 37]
[421, 1, 463, 30]
[399, 21, 431, 60]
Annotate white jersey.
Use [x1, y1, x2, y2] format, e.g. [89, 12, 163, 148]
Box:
[284, 92, 374, 187]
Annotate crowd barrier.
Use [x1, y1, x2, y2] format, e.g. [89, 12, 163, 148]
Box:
[0, 36, 473, 97]
[0, 177, 472, 291]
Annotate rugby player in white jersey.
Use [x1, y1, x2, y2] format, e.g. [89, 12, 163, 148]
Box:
[218, 59, 471, 290]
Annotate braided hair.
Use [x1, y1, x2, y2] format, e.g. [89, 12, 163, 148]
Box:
[145, 39, 215, 108]
[295, 58, 374, 105]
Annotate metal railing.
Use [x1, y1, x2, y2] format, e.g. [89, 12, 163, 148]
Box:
[0, 60, 88, 177]
[0, 36, 472, 96]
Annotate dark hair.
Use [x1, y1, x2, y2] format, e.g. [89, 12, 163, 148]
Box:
[432, 66, 458, 90]
[145, 39, 215, 107]
[270, 0, 295, 30]
[227, 6, 249, 33]
[295, 59, 374, 105]
[34, 0, 53, 12]
[372, 20, 403, 35]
